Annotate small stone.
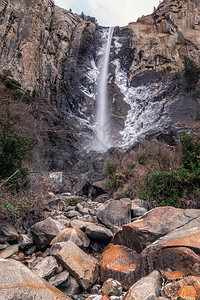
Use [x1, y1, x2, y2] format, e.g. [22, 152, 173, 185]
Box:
[18, 234, 33, 250]
[59, 276, 81, 296]
[102, 278, 123, 296]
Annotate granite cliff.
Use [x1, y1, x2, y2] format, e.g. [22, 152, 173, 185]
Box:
[0, 0, 200, 174]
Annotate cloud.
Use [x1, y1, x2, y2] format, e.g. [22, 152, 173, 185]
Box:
[54, 0, 160, 26]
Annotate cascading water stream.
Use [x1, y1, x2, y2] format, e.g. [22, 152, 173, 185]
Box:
[93, 27, 114, 151]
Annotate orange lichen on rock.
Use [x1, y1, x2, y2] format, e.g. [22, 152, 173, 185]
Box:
[100, 244, 137, 272]
[164, 271, 185, 281]
[177, 285, 197, 300]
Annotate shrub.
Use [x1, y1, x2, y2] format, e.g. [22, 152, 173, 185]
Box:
[0, 114, 33, 192]
[138, 133, 200, 207]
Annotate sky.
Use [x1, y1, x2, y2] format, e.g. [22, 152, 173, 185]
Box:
[54, 0, 161, 27]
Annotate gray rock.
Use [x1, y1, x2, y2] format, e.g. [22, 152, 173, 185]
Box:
[72, 178, 91, 197]
[48, 270, 70, 287]
[59, 276, 81, 296]
[70, 220, 94, 231]
[25, 245, 36, 256]
[18, 234, 33, 250]
[65, 211, 82, 219]
[53, 241, 99, 291]
[31, 217, 66, 249]
[132, 206, 147, 218]
[0, 244, 19, 259]
[131, 199, 149, 210]
[50, 227, 90, 249]
[0, 223, 18, 242]
[123, 271, 162, 300]
[96, 199, 131, 229]
[0, 242, 9, 250]
[0, 258, 71, 299]
[32, 256, 58, 279]
[85, 224, 113, 240]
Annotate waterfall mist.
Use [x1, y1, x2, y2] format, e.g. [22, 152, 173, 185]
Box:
[93, 27, 114, 151]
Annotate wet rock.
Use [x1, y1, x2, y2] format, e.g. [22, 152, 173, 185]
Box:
[102, 278, 123, 296]
[0, 258, 71, 299]
[18, 234, 34, 250]
[53, 241, 99, 291]
[31, 217, 66, 249]
[49, 270, 70, 287]
[100, 244, 138, 290]
[59, 276, 82, 297]
[96, 199, 131, 229]
[123, 271, 162, 300]
[0, 244, 19, 259]
[85, 224, 113, 241]
[32, 256, 58, 279]
[50, 227, 90, 249]
[113, 207, 200, 253]
[0, 222, 18, 242]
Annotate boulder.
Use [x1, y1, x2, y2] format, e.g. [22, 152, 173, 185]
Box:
[85, 224, 113, 241]
[0, 258, 71, 299]
[135, 225, 200, 280]
[70, 220, 93, 231]
[72, 178, 91, 196]
[162, 276, 200, 299]
[50, 227, 90, 249]
[0, 244, 19, 259]
[131, 199, 149, 211]
[64, 211, 82, 219]
[123, 271, 162, 300]
[96, 199, 131, 229]
[31, 217, 66, 249]
[0, 222, 18, 242]
[53, 241, 99, 291]
[100, 244, 138, 290]
[32, 256, 58, 279]
[48, 270, 70, 287]
[102, 278, 123, 296]
[131, 206, 147, 218]
[113, 207, 200, 253]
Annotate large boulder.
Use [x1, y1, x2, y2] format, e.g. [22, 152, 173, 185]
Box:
[50, 227, 90, 249]
[96, 199, 131, 230]
[123, 271, 162, 300]
[0, 258, 71, 299]
[31, 217, 66, 249]
[100, 244, 138, 290]
[135, 225, 200, 281]
[53, 241, 99, 291]
[113, 207, 200, 253]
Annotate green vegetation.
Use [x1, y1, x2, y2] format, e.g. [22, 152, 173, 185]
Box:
[138, 150, 147, 165]
[123, 186, 132, 199]
[104, 162, 134, 194]
[0, 198, 31, 219]
[138, 133, 200, 207]
[0, 113, 33, 193]
[67, 198, 78, 206]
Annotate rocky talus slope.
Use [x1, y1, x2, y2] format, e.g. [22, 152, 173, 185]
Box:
[2, 194, 200, 299]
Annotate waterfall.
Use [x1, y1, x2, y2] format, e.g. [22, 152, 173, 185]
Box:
[93, 27, 114, 151]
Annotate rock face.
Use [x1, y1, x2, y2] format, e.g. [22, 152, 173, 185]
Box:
[0, 258, 71, 300]
[53, 241, 99, 291]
